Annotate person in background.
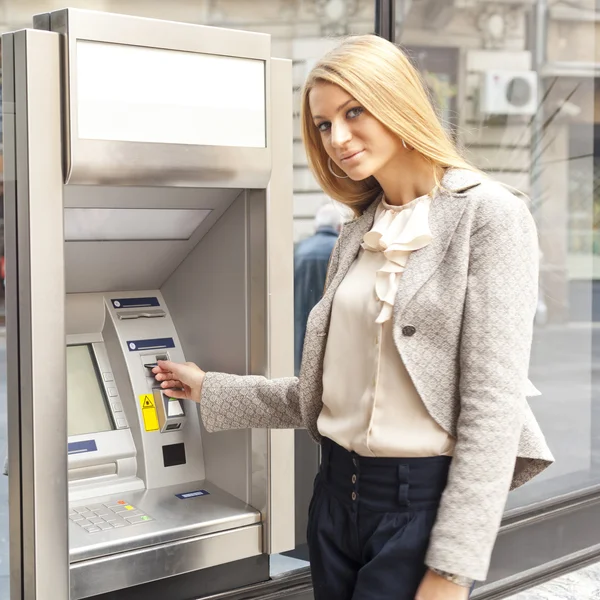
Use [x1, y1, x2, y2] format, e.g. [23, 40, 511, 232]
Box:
[294, 203, 342, 374]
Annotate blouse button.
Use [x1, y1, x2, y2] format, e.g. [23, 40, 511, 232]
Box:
[402, 325, 416, 337]
[351, 492, 357, 501]
[352, 474, 357, 484]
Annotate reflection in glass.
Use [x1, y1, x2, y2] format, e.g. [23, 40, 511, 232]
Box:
[397, 0, 600, 509]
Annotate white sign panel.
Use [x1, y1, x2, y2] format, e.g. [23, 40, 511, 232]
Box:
[76, 40, 266, 148]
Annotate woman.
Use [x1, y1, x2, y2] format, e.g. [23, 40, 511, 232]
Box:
[153, 35, 554, 600]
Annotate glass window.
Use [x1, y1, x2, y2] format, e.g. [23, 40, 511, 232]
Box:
[396, 0, 600, 509]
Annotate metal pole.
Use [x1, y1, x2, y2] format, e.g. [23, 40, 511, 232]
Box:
[375, 0, 396, 42]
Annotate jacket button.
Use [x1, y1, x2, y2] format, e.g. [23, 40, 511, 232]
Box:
[402, 325, 416, 337]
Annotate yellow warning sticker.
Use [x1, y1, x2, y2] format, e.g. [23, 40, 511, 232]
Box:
[139, 394, 159, 431]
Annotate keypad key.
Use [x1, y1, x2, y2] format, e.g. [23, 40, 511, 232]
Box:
[81, 511, 95, 519]
[111, 521, 127, 528]
[108, 505, 129, 513]
[97, 522, 113, 530]
[103, 513, 120, 522]
[124, 515, 153, 525]
[86, 527, 101, 533]
[122, 509, 144, 517]
[93, 508, 111, 517]
[77, 520, 92, 528]
[74, 507, 88, 514]
[88, 517, 103, 525]
[69, 514, 84, 522]
[85, 504, 105, 512]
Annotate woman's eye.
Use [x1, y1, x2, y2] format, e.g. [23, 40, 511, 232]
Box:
[347, 106, 364, 119]
[317, 121, 331, 133]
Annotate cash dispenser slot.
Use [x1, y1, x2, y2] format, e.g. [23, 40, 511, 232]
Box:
[118, 309, 166, 320]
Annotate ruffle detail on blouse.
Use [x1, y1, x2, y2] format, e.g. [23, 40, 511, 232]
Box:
[361, 196, 432, 323]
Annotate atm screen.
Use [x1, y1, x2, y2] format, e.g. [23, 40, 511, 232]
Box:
[67, 345, 114, 437]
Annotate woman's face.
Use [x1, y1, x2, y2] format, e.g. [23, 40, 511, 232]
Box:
[308, 81, 404, 181]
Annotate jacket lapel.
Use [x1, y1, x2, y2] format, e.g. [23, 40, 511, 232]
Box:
[392, 169, 483, 319]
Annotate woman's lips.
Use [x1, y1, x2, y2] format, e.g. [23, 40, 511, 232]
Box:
[340, 150, 364, 164]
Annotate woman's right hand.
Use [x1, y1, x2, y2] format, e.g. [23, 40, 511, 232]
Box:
[152, 360, 206, 404]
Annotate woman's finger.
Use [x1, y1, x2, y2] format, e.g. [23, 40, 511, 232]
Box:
[161, 380, 183, 389]
[162, 388, 187, 400]
[155, 372, 176, 382]
[157, 359, 182, 375]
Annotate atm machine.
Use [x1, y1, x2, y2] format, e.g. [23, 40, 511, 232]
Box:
[3, 8, 297, 600]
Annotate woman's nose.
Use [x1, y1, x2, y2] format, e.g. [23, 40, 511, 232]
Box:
[331, 122, 352, 148]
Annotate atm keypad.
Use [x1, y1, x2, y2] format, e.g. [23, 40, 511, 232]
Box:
[69, 501, 153, 533]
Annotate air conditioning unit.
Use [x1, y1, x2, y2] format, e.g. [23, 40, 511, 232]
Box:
[480, 70, 538, 116]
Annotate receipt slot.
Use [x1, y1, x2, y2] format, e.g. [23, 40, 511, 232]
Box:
[4, 8, 295, 600]
[153, 388, 186, 432]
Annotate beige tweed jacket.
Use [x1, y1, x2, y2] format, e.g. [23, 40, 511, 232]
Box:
[200, 168, 555, 581]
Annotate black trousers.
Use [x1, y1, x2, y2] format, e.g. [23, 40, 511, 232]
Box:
[307, 437, 457, 600]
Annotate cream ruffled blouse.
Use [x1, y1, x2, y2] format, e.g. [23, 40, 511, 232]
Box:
[362, 194, 432, 323]
[318, 192, 455, 457]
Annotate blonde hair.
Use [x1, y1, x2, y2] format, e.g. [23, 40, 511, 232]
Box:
[301, 35, 478, 216]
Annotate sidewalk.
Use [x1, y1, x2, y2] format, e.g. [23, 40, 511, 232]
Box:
[507, 562, 600, 599]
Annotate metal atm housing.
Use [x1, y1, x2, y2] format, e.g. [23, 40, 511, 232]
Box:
[3, 9, 294, 600]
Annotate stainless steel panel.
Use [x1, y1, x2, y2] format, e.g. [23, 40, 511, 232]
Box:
[70, 523, 262, 599]
[263, 57, 295, 555]
[162, 195, 253, 504]
[2, 32, 22, 600]
[69, 482, 260, 563]
[10, 29, 69, 599]
[36, 8, 272, 188]
[247, 190, 269, 546]
[62, 186, 238, 294]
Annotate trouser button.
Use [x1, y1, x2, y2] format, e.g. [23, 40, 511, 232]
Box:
[351, 474, 357, 484]
[351, 492, 357, 501]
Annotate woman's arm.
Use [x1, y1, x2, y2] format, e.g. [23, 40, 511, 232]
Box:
[425, 189, 539, 581]
[200, 372, 302, 432]
[153, 361, 302, 432]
